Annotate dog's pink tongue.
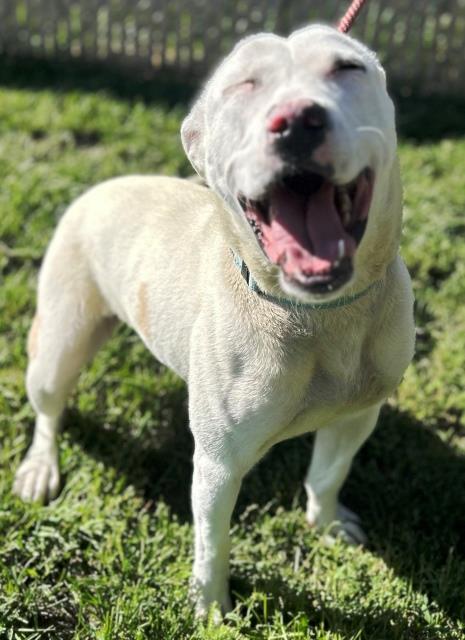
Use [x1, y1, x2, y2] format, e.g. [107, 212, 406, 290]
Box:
[262, 183, 355, 277]
[305, 181, 356, 261]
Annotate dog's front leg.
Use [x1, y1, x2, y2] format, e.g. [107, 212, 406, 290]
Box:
[304, 403, 382, 545]
[190, 449, 242, 618]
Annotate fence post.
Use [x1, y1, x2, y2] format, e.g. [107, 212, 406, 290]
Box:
[0, 0, 14, 52]
[275, 0, 294, 35]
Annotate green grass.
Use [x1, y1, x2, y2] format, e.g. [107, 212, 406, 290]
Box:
[1, 62, 465, 639]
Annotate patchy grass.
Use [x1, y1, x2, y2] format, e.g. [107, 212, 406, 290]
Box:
[1, 64, 465, 639]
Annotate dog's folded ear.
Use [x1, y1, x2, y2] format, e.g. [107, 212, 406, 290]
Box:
[181, 96, 206, 177]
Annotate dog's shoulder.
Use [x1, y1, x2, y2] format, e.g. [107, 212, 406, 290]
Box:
[366, 257, 415, 392]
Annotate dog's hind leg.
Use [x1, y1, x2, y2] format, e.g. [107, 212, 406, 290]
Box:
[304, 403, 382, 545]
[13, 236, 116, 503]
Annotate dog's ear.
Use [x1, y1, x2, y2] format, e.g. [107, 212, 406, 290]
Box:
[181, 96, 206, 177]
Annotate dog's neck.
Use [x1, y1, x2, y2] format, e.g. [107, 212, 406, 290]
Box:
[231, 250, 382, 310]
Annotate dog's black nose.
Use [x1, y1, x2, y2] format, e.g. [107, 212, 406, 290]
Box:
[267, 101, 329, 162]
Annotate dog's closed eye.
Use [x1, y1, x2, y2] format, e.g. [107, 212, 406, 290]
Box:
[223, 79, 257, 96]
[332, 58, 366, 74]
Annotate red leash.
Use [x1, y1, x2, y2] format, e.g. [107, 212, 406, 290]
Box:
[337, 0, 369, 33]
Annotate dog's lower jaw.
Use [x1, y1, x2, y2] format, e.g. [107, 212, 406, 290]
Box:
[278, 266, 354, 301]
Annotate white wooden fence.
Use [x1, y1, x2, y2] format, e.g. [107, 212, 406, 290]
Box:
[0, 0, 464, 95]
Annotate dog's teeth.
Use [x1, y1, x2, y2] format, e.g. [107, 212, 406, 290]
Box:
[337, 187, 352, 227]
[338, 239, 345, 259]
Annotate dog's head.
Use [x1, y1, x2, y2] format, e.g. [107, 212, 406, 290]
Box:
[182, 25, 401, 303]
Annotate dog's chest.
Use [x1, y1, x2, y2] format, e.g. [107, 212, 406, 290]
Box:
[262, 325, 387, 446]
[294, 319, 390, 423]
[306, 337, 384, 409]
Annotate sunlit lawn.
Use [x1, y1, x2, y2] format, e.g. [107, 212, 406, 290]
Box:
[1, 60, 465, 639]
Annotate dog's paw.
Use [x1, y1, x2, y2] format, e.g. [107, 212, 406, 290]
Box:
[13, 450, 60, 504]
[190, 577, 232, 623]
[326, 504, 367, 546]
[307, 502, 367, 547]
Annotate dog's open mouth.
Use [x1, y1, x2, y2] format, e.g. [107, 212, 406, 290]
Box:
[239, 168, 374, 294]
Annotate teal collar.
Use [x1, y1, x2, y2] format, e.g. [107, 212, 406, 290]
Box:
[232, 252, 381, 310]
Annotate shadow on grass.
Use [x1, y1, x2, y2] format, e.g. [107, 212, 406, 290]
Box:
[245, 404, 465, 631]
[0, 54, 199, 108]
[65, 388, 465, 626]
[393, 93, 465, 142]
[65, 382, 193, 520]
[1, 54, 465, 141]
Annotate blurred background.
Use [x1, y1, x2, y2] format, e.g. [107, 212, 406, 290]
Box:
[0, 0, 464, 95]
[1, 2, 465, 639]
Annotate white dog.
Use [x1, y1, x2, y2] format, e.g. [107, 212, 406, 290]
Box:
[14, 25, 415, 616]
